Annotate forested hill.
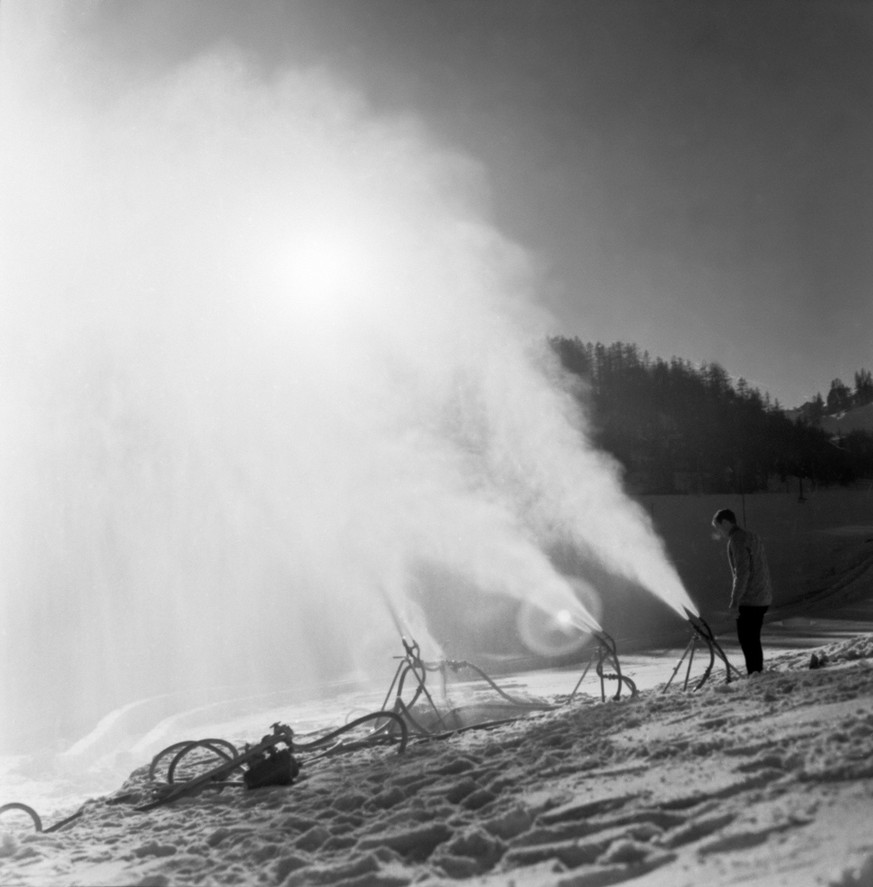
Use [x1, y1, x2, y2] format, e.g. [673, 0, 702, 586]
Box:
[550, 338, 873, 495]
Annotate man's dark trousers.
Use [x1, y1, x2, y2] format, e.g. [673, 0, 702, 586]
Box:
[737, 605, 768, 674]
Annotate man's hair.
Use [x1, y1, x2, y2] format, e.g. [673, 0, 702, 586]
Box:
[712, 508, 737, 527]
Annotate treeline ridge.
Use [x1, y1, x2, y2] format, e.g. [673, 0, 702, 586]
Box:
[550, 338, 873, 495]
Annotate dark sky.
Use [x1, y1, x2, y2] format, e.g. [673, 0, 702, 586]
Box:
[10, 1, 873, 406]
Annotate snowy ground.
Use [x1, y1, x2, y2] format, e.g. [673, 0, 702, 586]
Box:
[3, 622, 873, 886]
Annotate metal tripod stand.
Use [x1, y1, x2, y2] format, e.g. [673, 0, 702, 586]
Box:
[568, 631, 637, 702]
[663, 608, 743, 692]
[378, 636, 556, 735]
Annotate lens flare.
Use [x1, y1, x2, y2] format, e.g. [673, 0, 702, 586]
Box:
[556, 609, 573, 627]
[515, 578, 602, 657]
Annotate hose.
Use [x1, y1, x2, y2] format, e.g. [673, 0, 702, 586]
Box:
[0, 801, 84, 834]
[294, 710, 409, 754]
[147, 738, 239, 783]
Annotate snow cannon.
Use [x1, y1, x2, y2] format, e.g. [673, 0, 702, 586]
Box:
[567, 630, 637, 703]
[379, 633, 559, 735]
[664, 607, 742, 692]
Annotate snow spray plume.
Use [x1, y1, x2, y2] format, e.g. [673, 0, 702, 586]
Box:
[0, 5, 694, 754]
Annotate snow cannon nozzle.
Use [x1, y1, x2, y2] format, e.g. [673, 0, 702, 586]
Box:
[396, 634, 422, 665]
[684, 608, 714, 640]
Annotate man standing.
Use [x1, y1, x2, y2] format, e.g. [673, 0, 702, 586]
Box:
[712, 508, 773, 674]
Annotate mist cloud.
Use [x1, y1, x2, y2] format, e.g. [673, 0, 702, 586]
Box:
[0, 5, 694, 749]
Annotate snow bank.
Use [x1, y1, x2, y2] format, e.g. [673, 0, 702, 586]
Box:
[3, 635, 873, 886]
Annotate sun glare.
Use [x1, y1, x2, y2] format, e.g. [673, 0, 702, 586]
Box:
[262, 224, 383, 328]
[288, 234, 367, 293]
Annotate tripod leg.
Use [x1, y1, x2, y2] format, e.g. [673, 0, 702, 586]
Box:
[683, 637, 698, 691]
[380, 661, 405, 713]
[710, 636, 743, 682]
[663, 638, 694, 692]
[568, 656, 594, 702]
[598, 645, 607, 702]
